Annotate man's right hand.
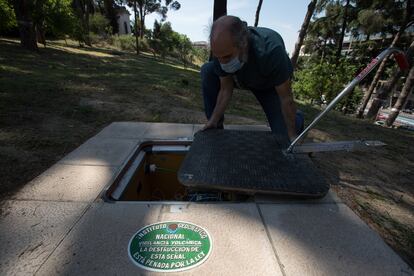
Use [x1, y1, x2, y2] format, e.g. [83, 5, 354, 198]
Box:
[201, 120, 218, 131]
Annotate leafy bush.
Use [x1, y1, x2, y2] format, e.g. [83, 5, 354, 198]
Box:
[138, 37, 150, 52]
[89, 13, 112, 36]
[108, 35, 150, 52]
[0, 0, 16, 32]
[89, 32, 101, 45]
[293, 58, 362, 111]
[193, 47, 210, 64]
[173, 33, 193, 67]
[148, 20, 197, 66]
[114, 35, 135, 51]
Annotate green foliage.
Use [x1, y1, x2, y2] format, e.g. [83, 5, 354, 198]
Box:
[71, 0, 95, 45]
[71, 19, 86, 44]
[304, 0, 408, 61]
[299, 0, 411, 114]
[89, 32, 101, 44]
[293, 58, 361, 111]
[192, 47, 209, 64]
[173, 33, 193, 67]
[102, 0, 119, 34]
[89, 13, 112, 36]
[109, 35, 150, 52]
[135, 0, 181, 21]
[44, 0, 77, 38]
[0, 0, 16, 32]
[357, 9, 385, 36]
[125, 0, 181, 38]
[114, 34, 136, 50]
[147, 20, 196, 67]
[149, 20, 174, 58]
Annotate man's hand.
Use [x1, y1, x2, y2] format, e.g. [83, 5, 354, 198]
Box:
[201, 120, 218, 131]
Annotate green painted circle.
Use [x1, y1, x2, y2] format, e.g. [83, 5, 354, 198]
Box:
[128, 221, 212, 272]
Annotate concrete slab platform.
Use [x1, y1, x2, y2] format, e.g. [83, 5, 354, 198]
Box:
[11, 164, 118, 202]
[254, 190, 341, 204]
[3, 122, 412, 276]
[225, 124, 270, 131]
[259, 203, 413, 276]
[192, 124, 270, 134]
[157, 203, 283, 276]
[0, 200, 88, 276]
[142, 123, 194, 140]
[95, 122, 150, 139]
[59, 137, 138, 166]
[35, 203, 161, 276]
[36, 203, 283, 276]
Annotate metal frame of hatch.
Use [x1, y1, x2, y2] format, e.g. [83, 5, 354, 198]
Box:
[102, 140, 193, 203]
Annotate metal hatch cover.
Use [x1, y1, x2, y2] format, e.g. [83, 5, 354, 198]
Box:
[178, 129, 330, 197]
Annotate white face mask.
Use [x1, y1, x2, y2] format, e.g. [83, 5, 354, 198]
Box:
[220, 56, 244, 73]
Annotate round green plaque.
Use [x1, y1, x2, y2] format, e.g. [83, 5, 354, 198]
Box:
[128, 221, 212, 272]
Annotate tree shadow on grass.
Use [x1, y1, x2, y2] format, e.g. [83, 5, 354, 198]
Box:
[0, 39, 203, 198]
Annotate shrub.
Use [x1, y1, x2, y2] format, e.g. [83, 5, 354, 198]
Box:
[293, 58, 362, 111]
[89, 13, 112, 36]
[0, 0, 17, 32]
[89, 32, 101, 45]
[114, 35, 135, 51]
[108, 35, 150, 52]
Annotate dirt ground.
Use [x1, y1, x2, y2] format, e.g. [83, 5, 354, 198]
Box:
[307, 118, 414, 266]
[1, 39, 413, 267]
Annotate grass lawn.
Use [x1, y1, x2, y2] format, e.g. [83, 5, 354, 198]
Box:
[1, 38, 413, 266]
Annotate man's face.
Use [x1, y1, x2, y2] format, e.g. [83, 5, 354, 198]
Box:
[211, 33, 240, 64]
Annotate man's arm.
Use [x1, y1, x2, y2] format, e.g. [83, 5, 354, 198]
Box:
[203, 75, 234, 130]
[275, 79, 297, 141]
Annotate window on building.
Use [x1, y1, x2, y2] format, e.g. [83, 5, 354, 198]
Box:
[124, 22, 128, 34]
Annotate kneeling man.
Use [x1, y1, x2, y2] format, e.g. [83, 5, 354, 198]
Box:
[201, 15, 304, 141]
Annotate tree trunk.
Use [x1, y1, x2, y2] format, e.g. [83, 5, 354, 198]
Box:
[139, 6, 145, 39]
[356, 0, 412, 118]
[366, 40, 414, 119]
[254, 0, 263, 27]
[133, 1, 140, 55]
[385, 64, 414, 127]
[336, 0, 350, 62]
[356, 31, 403, 118]
[84, 3, 91, 46]
[366, 71, 403, 119]
[36, 23, 46, 47]
[213, 0, 227, 21]
[104, 0, 118, 34]
[290, 0, 317, 70]
[209, 0, 227, 61]
[12, 0, 38, 51]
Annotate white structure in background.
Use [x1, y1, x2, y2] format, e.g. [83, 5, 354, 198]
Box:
[193, 41, 209, 49]
[117, 7, 131, 35]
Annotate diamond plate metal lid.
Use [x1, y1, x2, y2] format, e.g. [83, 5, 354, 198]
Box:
[178, 129, 329, 198]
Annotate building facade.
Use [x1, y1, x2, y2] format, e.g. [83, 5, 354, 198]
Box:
[117, 7, 131, 35]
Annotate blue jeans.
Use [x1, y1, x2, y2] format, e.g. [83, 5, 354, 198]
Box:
[201, 61, 304, 138]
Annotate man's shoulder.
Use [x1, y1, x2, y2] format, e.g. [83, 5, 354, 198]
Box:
[248, 27, 292, 83]
[249, 27, 286, 52]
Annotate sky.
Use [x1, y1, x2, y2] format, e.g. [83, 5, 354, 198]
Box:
[140, 0, 312, 56]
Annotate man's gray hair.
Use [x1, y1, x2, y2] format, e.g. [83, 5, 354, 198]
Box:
[210, 15, 249, 50]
